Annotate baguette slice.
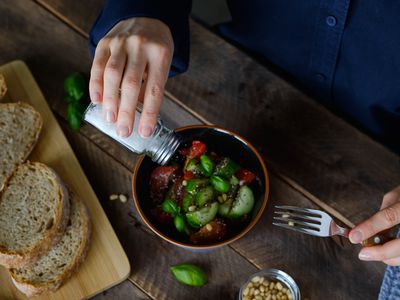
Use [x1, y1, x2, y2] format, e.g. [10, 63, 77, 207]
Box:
[11, 191, 91, 297]
[0, 74, 6, 99]
[0, 162, 70, 268]
[0, 102, 42, 191]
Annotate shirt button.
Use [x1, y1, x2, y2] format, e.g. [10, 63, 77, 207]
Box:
[316, 73, 326, 82]
[326, 15, 337, 27]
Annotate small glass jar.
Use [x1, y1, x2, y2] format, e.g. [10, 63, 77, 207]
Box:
[239, 269, 301, 300]
[84, 103, 181, 165]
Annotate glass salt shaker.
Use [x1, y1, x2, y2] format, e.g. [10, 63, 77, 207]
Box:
[84, 103, 181, 165]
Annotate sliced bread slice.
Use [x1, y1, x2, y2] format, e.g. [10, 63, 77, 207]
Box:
[0, 74, 6, 99]
[0, 162, 70, 268]
[10, 191, 91, 297]
[0, 102, 42, 191]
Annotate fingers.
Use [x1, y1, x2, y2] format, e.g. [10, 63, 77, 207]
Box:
[358, 239, 400, 263]
[349, 202, 400, 244]
[138, 46, 171, 138]
[102, 41, 127, 123]
[381, 186, 400, 209]
[89, 41, 110, 104]
[117, 54, 146, 137]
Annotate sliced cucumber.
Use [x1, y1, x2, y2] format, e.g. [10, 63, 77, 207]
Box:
[185, 178, 209, 195]
[186, 202, 219, 228]
[218, 199, 233, 217]
[182, 193, 195, 212]
[229, 185, 255, 219]
[195, 186, 215, 207]
[213, 158, 240, 179]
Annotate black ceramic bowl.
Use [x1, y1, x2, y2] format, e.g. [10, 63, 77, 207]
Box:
[132, 125, 269, 251]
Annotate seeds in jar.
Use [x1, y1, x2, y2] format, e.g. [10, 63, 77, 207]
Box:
[242, 276, 293, 300]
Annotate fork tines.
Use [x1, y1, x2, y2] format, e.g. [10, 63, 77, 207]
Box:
[273, 205, 323, 236]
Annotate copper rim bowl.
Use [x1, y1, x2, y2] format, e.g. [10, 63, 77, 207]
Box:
[132, 125, 269, 251]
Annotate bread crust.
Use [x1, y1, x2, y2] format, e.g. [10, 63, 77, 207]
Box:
[0, 102, 43, 191]
[10, 191, 91, 297]
[0, 162, 70, 268]
[0, 74, 6, 99]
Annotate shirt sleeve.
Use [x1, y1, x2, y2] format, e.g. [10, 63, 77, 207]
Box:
[89, 0, 192, 77]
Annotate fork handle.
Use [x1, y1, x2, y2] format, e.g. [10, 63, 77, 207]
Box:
[362, 228, 398, 246]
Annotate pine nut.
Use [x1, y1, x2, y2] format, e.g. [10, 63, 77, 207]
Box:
[206, 224, 213, 231]
[109, 194, 118, 201]
[243, 287, 249, 296]
[222, 193, 227, 201]
[288, 221, 294, 226]
[119, 194, 128, 203]
[182, 180, 187, 186]
[251, 276, 261, 283]
[254, 289, 260, 295]
[276, 282, 283, 290]
[188, 205, 196, 212]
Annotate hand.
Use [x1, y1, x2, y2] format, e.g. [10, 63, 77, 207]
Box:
[89, 17, 174, 138]
[349, 186, 400, 265]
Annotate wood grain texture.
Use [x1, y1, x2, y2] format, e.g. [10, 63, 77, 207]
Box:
[1, 1, 392, 299]
[0, 60, 130, 299]
[59, 116, 385, 300]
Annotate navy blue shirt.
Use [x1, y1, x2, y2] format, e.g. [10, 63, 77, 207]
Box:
[90, 0, 400, 152]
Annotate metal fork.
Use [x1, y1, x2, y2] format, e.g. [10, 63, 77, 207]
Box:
[273, 205, 350, 239]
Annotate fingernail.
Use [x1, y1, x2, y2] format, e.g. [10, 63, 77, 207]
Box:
[350, 230, 363, 244]
[91, 92, 101, 103]
[359, 251, 372, 261]
[140, 125, 153, 138]
[117, 126, 130, 138]
[106, 111, 115, 123]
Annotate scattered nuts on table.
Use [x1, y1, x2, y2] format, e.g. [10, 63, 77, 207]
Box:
[109, 194, 119, 201]
[119, 194, 128, 203]
[242, 276, 293, 300]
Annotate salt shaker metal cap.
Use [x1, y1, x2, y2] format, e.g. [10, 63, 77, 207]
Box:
[84, 103, 181, 165]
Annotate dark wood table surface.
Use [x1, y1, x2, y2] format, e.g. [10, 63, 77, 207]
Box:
[1, 1, 400, 299]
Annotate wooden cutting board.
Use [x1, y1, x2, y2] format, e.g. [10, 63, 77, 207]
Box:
[0, 60, 130, 299]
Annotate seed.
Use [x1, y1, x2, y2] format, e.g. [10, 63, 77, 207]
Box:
[255, 296, 262, 300]
[282, 288, 287, 293]
[206, 224, 213, 231]
[222, 193, 227, 201]
[260, 286, 265, 292]
[243, 287, 250, 296]
[182, 180, 187, 186]
[266, 295, 272, 300]
[248, 282, 254, 288]
[282, 296, 287, 300]
[272, 296, 276, 300]
[269, 282, 275, 289]
[119, 194, 128, 203]
[288, 221, 294, 226]
[276, 282, 283, 290]
[259, 277, 265, 284]
[109, 194, 118, 201]
[282, 214, 290, 218]
[278, 292, 283, 296]
[252, 276, 261, 283]
[250, 287, 255, 295]
[188, 205, 197, 212]
[263, 281, 269, 287]
[254, 289, 260, 295]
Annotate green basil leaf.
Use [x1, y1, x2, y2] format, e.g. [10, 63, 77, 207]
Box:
[64, 72, 86, 101]
[199, 155, 214, 177]
[161, 199, 179, 216]
[67, 102, 86, 130]
[174, 215, 185, 232]
[170, 264, 208, 287]
[210, 175, 230, 193]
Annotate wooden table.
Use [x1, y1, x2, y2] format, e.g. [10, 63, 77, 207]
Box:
[1, 1, 399, 299]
